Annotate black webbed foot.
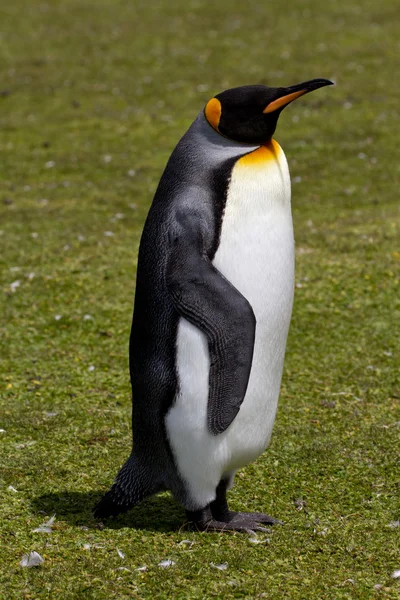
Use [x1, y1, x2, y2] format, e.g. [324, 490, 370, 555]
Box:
[186, 508, 277, 532]
[185, 477, 282, 533]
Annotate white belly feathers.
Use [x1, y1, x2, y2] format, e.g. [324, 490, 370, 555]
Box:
[165, 140, 295, 508]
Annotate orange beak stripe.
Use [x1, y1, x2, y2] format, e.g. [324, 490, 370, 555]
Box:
[263, 89, 306, 114]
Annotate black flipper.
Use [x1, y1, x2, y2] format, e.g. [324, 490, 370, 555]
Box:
[166, 210, 256, 435]
[93, 455, 158, 519]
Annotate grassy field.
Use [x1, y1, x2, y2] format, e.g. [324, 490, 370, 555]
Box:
[1, 0, 399, 598]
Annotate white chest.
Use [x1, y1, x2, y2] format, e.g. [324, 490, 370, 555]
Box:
[166, 141, 295, 508]
[213, 141, 294, 324]
[211, 141, 295, 444]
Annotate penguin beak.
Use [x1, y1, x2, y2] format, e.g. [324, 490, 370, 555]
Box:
[263, 78, 334, 114]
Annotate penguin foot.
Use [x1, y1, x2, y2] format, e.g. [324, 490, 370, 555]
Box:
[186, 508, 279, 533]
[186, 477, 283, 532]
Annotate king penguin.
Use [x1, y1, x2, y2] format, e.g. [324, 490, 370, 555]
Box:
[94, 78, 333, 531]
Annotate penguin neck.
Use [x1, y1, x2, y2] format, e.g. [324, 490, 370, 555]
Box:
[189, 113, 260, 161]
[166, 113, 288, 195]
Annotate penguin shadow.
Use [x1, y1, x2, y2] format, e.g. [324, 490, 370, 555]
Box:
[32, 490, 185, 532]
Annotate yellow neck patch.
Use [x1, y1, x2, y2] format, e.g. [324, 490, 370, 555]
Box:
[204, 97, 222, 132]
[237, 139, 281, 166]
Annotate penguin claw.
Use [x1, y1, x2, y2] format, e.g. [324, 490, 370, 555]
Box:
[251, 525, 271, 533]
[243, 526, 269, 534]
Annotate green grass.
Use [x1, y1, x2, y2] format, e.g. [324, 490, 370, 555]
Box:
[1, 0, 399, 598]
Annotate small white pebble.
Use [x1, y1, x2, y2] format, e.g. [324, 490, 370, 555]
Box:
[83, 314, 93, 321]
[344, 186, 356, 196]
[210, 563, 228, 570]
[63, 244, 70, 251]
[248, 535, 270, 545]
[20, 551, 44, 567]
[114, 213, 125, 219]
[297, 248, 313, 256]
[8, 485, 18, 492]
[127, 169, 136, 177]
[158, 560, 175, 568]
[10, 280, 21, 292]
[391, 570, 400, 579]
[103, 155, 112, 163]
[27, 272, 35, 280]
[0, 429, 6, 433]
[178, 539, 195, 548]
[55, 315, 62, 321]
[83, 544, 91, 550]
[117, 548, 125, 559]
[45, 161, 55, 168]
[33, 515, 56, 534]
[88, 365, 95, 372]
[16, 441, 36, 449]
[358, 152, 367, 159]
[373, 584, 383, 590]
[77, 235, 85, 241]
[104, 231, 114, 237]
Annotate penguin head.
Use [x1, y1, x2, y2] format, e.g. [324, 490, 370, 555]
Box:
[204, 79, 333, 144]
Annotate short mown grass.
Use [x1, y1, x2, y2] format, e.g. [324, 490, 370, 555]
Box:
[1, 0, 399, 598]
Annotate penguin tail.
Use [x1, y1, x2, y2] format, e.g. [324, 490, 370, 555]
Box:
[93, 454, 155, 520]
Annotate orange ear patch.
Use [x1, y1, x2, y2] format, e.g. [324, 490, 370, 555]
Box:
[204, 98, 222, 131]
[263, 90, 306, 114]
[237, 139, 281, 166]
